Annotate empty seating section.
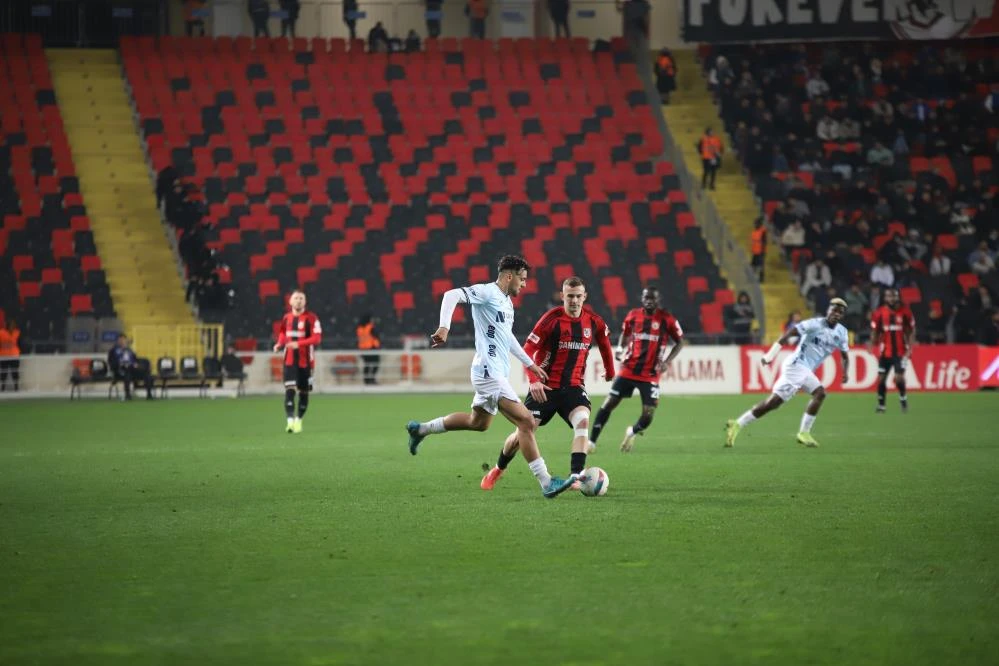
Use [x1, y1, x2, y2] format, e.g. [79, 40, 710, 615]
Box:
[0, 34, 114, 349]
[123, 36, 729, 341]
[706, 42, 999, 329]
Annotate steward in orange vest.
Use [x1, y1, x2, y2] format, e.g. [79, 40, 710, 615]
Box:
[750, 217, 767, 282]
[0, 320, 21, 392]
[357, 315, 381, 385]
[655, 49, 676, 103]
[698, 127, 723, 190]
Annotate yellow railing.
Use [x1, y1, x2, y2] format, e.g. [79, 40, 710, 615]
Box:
[130, 324, 225, 363]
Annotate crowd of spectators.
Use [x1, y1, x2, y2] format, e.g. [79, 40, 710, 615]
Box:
[706, 42, 999, 344]
[157, 167, 233, 323]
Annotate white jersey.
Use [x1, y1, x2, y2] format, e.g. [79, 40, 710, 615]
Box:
[786, 317, 850, 371]
[441, 282, 532, 381]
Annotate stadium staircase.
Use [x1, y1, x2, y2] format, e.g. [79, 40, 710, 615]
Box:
[663, 49, 805, 339]
[48, 48, 194, 343]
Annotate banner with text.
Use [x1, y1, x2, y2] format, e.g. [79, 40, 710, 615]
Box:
[683, 0, 999, 42]
[510, 345, 743, 396]
[741, 344, 982, 393]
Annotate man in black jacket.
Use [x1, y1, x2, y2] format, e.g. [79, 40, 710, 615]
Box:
[343, 0, 358, 39]
[549, 0, 570, 37]
[108, 335, 154, 400]
[279, 0, 300, 37]
[248, 0, 271, 37]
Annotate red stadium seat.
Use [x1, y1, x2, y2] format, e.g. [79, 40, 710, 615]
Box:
[957, 273, 979, 295]
[714, 289, 736, 306]
[296, 266, 319, 287]
[468, 266, 490, 284]
[346, 279, 367, 300]
[637, 263, 660, 284]
[19, 282, 41, 303]
[647, 237, 667, 259]
[686, 276, 709, 297]
[699, 303, 724, 335]
[899, 286, 921, 305]
[70, 294, 93, 315]
[12, 255, 34, 276]
[673, 250, 695, 273]
[935, 234, 958, 252]
[601, 276, 627, 310]
[258, 280, 279, 302]
[80, 255, 102, 275]
[393, 291, 415, 318]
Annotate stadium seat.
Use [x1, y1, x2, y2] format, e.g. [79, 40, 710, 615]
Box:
[899, 286, 921, 305]
[957, 273, 979, 295]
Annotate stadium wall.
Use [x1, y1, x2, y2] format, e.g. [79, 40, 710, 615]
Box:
[169, 0, 686, 49]
[6, 345, 996, 398]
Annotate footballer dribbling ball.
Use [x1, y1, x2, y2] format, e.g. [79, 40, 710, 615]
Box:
[579, 467, 609, 497]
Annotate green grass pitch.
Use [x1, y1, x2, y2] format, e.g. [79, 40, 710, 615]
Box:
[1, 392, 997, 665]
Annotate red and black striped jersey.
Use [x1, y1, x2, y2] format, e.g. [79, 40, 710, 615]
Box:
[618, 308, 683, 382]
[277, 310, 322, 368]
[871, 305, 914, 358]
[523, 306, 615, 388]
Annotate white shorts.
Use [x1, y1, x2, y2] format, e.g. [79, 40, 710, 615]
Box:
[470, 375, 520, 415]
[772, 362, 822, 402]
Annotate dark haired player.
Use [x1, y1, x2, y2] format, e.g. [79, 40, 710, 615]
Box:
[274, 290, 322, 433]
[726, 299, 850, 448]
[870, 288, 915, 413]
[481, 276, 616, 490]
[405, 255, 577, 499]
[590, 286, 686, 453]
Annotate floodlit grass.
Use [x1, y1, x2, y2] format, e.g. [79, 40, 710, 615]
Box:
[1, 393, 996, 665]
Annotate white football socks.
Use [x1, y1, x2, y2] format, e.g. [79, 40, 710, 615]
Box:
[528, 457, 553, 488]
[800, 413, 816, 433]
[736, 410, 757, 427]
[419, 417, 446, 436]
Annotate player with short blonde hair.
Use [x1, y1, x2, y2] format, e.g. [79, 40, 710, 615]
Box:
[273, 290, 322, 433]
[481, 277, 616, 490]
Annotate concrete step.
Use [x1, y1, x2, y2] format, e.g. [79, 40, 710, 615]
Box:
[71, 135, 142, 155]
[48, 48, 118, 64]
[61, 107, 135, 124]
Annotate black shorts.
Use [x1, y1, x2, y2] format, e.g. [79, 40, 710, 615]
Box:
[283, 365, 314, 391]
[610, 376, 660, 407]
[524, 385, 591, 427]
[878, 356, 907, 375]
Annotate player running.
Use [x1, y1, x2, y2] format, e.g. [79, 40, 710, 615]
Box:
[273, 290, 322, 433]
[589, 286, 686, 453]
[480, 277, 616, 491]
[405, 255, 578, 499]
[870, 288, 915, 414]
[726, 298, 850, 448]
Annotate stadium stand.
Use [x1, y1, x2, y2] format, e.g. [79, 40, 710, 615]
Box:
[0, 33, 115, 351]
[703, 41, 999, 342]
[122, 35, 735, 343]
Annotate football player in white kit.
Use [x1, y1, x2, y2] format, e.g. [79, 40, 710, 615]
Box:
[726, 298, 850, 448]
[406, 255, 579, 498]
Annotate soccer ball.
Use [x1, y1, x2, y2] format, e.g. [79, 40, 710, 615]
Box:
[578, 467, 609, 497]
